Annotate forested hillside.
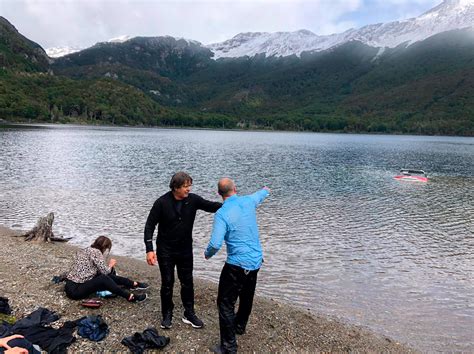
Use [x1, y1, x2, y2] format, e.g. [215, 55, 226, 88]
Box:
[0, 16, 472, 136]
[0, 17, 49, 72]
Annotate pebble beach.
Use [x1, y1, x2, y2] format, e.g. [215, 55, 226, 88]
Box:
[0, 226, 414, 352]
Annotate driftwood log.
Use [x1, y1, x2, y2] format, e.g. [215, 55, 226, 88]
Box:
[20, 212, 70, 242]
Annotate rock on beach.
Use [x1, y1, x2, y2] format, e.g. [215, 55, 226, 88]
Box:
[0, 226, 414, 352]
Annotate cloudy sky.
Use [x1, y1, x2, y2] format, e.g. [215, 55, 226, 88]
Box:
[1, 0, 441, 50]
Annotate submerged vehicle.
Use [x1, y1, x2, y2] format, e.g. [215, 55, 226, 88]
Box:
[394, 169, 428, 182]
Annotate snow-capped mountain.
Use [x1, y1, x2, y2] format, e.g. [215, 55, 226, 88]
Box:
[47, 36, 132, 57]
[207, 0, 474, 59]
[46, 0, 473, 59]
[47, 35, 200, 58]
[108, 35, 132, 43]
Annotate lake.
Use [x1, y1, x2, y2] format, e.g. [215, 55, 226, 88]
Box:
[0, 124, 473, 351]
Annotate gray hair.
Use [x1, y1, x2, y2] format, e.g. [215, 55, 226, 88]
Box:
[218, 178, 235, 197]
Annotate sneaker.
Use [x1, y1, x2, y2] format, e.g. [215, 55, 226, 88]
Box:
[182, 312, 204, 329]
[128, 293, 147, 303]
[161, 313, 172, 329]
[210, 344, 236, 354]
[131, 282, 149, 290]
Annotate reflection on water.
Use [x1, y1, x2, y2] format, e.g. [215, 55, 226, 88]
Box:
[1, 124, 473, 351]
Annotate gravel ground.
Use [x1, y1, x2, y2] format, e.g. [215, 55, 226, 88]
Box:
[0, 226, 415, 353]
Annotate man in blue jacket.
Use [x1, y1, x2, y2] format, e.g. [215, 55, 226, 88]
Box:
[205, 177, 270, 354]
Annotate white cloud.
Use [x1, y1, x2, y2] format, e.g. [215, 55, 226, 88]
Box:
[379, 0, 436, 4]
[387, 0, 441, 22]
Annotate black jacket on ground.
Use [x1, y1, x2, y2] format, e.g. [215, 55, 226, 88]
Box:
[1, 307, 76, 354]
[144, 192, 221, 255]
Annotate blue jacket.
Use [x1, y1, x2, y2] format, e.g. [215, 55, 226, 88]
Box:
[205, 189, 269, 271]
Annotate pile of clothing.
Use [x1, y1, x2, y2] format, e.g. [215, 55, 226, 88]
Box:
[0, 296, 170, 352]
[0, 306, 76, 353]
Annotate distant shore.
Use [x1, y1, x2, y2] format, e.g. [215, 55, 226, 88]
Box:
[2, 119, 463, 137]
[0, 225, 413, 352]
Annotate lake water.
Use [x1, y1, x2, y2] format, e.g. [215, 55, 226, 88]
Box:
[0, 124, 473, 351]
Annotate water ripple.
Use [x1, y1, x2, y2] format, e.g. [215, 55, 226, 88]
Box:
[1, 125, 473, 351]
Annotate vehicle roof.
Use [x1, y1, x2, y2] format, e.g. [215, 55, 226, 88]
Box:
[400, 169, 426, 175]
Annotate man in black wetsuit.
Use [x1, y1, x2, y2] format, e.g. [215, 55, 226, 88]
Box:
[144, 171, 221, 329]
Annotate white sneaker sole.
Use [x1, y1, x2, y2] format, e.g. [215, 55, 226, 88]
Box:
[182, 317, 203, 328]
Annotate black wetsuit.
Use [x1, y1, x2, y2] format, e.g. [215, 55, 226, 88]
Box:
[144, 191, 221, 316]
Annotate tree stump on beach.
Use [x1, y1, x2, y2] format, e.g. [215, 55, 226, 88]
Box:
[20, 212, 70, 243]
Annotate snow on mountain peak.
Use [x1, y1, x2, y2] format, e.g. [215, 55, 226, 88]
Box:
[422, 0, 474, 15]
[108, 35, 132, 43]
[47, 35, 134, 58]
[207, 29, 327, 59]
[207, 0, 474, 59]
[45, 0, 473, 60]
[451, 0, 474, 7]
[46, 46, 82, 58]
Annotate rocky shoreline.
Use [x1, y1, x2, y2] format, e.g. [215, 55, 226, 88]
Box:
[0, 226, 414, 352]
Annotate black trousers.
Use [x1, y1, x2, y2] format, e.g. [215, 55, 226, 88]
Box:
[64, 273, 134, 300]
[157, 252, 194, 316]
[217, 263, 259, 354]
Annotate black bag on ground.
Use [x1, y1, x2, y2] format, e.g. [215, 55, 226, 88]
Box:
[0, 297, 11, 315]
[121, 327, 170, 353]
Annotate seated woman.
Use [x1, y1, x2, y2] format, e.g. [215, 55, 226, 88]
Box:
[65, 236, 148, 303]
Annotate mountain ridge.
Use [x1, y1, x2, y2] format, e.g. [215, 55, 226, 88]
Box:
[0, 9, 473, 136]
[44, 0, 474, 59]
[208, 0, 474, 58]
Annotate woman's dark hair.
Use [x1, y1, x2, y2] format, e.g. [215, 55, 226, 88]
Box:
[169, 171, 193, 191]
[91, 236, 112, 254]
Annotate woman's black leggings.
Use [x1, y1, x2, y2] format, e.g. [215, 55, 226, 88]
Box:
[65, 274, 134, 300]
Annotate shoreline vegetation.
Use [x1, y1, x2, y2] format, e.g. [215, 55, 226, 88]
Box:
[0, 226, 414, 352]
[0, 120, 468, 138]
[2, 18, 473, 137]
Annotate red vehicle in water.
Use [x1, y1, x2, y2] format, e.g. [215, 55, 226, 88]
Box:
[394, 169, 428, 182]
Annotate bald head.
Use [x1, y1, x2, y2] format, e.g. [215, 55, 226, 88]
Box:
[218, 178, 236, 199]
